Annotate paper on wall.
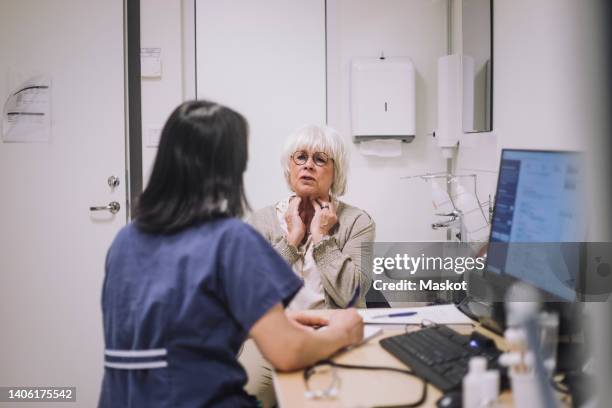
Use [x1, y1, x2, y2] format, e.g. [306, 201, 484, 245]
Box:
[141, 48, 162, 78]
[145, 125, 162, 147]
[2, 75, 51, 143]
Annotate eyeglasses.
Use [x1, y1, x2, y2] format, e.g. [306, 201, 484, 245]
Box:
[291, 151, 331, 167]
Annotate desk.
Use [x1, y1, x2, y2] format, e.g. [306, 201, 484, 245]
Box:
[273, 314, 565, 407]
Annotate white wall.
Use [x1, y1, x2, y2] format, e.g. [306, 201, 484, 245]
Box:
[327, 0, 448, 242]
[493, 0, 602, 153]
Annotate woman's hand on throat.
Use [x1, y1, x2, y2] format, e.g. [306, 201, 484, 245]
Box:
[310, 197, 338, 244]
[285, 197, 306, 247]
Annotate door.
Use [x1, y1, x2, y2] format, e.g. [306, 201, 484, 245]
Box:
[194, 0, 327, 209]
[0, 1, 127, 406]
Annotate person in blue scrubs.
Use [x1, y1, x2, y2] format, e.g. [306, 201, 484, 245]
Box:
[98, 100, 363, 407]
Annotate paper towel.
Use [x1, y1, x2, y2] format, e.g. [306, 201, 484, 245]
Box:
[358, 139, 402, 157]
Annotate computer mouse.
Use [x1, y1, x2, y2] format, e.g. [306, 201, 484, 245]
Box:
[436, 390, 462, 408]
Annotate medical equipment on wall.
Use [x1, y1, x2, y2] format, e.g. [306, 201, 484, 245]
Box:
[402, 172, 493, 242]
[350, 55, 416, 149]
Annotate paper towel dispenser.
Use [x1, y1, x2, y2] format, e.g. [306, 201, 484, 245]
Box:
[350, 57, 416, 143]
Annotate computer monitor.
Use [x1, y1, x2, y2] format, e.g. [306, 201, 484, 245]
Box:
[486, 149, 585, 302]
[461, 149, 585, 337]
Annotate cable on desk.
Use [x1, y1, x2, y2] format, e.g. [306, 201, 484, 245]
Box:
[304, 359, 428, 408]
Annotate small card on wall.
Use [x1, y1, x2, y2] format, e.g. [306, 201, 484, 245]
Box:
[141, 47, 162, 78]
[146, 125, 162, 147]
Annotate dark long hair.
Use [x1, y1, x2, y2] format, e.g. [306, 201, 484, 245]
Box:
[135, 100, 250, 234]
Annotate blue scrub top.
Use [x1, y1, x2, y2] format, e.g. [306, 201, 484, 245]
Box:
[99, 218, 303, 407]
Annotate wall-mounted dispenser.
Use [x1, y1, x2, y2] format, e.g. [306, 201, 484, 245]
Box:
[350, 57, 416, 143]
[436, 54, 463, 159]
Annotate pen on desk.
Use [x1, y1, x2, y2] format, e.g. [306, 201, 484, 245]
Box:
[371, 311, 418, 319]
[346, 286, 360, 308]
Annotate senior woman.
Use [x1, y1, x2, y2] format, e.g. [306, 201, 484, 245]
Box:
[249, 125, 375, 309]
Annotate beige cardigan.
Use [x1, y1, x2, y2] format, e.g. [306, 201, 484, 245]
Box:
[247, 201, 375, 309]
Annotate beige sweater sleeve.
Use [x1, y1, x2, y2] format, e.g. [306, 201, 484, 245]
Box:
[246, 207, 300, 266]
[312, 212, 375, 308]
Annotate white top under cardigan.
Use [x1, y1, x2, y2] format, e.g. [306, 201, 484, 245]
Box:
[274, 196, 329, 310]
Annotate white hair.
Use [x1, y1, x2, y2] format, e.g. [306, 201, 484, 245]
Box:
[282, 125, 348, 196]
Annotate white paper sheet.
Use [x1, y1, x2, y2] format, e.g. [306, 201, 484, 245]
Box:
[362, 326, 383, 343]
[141, 47, 162, 78]
[145, 125, 162, 147]
[359, 304, 475, 325]
[2, 75, 51, 142]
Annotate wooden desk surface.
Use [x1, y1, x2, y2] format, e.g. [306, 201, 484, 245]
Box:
[273, 322, 517, 408]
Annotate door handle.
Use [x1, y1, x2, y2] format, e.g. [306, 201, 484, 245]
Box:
[90, 201, 121, 214]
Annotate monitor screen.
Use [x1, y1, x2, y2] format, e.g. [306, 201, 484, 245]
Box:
[486, 149, 585, 301]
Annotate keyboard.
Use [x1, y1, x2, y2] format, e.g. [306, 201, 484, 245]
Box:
[380, 325, 505, 392]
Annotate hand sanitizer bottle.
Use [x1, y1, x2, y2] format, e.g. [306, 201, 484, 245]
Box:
[463, 356, 487, 408]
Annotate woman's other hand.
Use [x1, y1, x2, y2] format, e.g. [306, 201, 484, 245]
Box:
[327, 308, 364, 347]
[285, 197, 306, 247]
[310, 198, 338, 244]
